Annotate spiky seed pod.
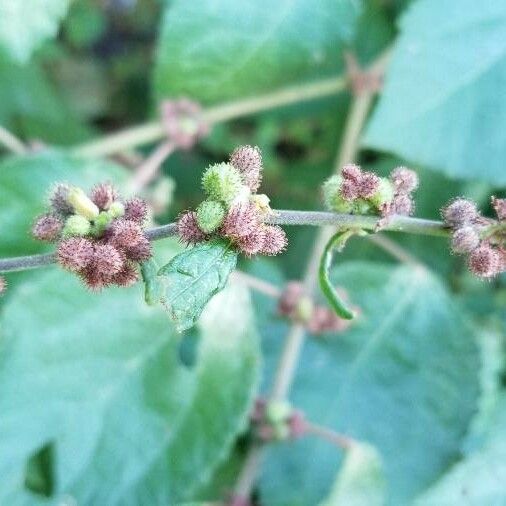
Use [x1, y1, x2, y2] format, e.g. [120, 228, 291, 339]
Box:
[442, 198, 479, 227]
[259, 225, 287, 256]
[492, 196, 506, 221]
[322, 175, 353, 213]
[110, 219, 145, 249]
[340, 179, 359, 201]
[0, 276, 6, 296]
[220, 202, 260, 239]
[67, 187, 100, 220]
[49, 183, 73, 216]
[124, 197, 148, 223]
[196, 200, 226, 233]
[341, 164, 362, 182]
[451, 226, 480, 254]
[81, 266, 108, 291]
[62, 215, 91, 237]
[92, 244, 124, 278]
[357, 172, 380, 199]
[57, 237, 94, 272]
[90, 183, 118, 210]
[236, 226, 266, 257]
[125, 236, 152, 262]
[110, 261, 139, 287]
[32, 213, 63, 242]
[392, 194, 415, 216]
[468, 245, 502, 279]
[201, 162, 243, 205]
[369, 178, 395, 210]
[108, 201, 125, 219]
[229, 145, 263, 192]
[390, 167, 419, 194]
[177, 211, 207, 245]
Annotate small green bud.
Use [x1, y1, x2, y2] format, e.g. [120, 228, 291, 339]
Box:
[369, 178, 394, 210]
[273, 423, 290, 441]
[295, 296, 314, 323]
[196, 200, 226, 233]
[352, 199, 373, 215]
[63, 215, 91, 237]
[68, 187, 100, 220]
[251, 193, 272, 216]
[91, 211, 113, 237]
[202, 162, 243, 205]
[108, 201, 125, 219]
[265, 400, 292, 425]
[322, 175, 353, 213]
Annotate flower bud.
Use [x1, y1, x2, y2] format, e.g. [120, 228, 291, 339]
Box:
[442, 198, 479, 227]
[250, 193, 272, 216]
[341, 164, 362, 182]
[277, 282, 305, 317]
[32, 213, 63, 242]
[177, 211, 207, 246]
[265, 400, 292, 425]
[125, 236, 152, 262]
[92, 244, 124, 278]
[390, 167, 419, 194]
[196, 200, 226, 233]
[492, 196, 506, 221]
[68, 187, 100, 220]
[259, 225, 287, 256]
[57, 237, 94, 272]
[451, 226, 480, 254]
[201, 162, 243, 205]
[340, 179, 359, 201]
[124, 197, 148, 223]
[236, 226, 266, 256]
[110, 261, 139, 287]
[63, 215, 91, 237]
[357, 172, 380, 199]
[90, 183, 118, 210]
[322, 175, 353, 213]
[221, 202, 260, 239]
[230, 145, 263, 192]
[91, 211, 113, 237]
[468, 245, 503, 279]
[391, 194, 414, 216]
[111, 219, 144, 249]
[49, 183, 73, 216]
[108, 201, 125, 219]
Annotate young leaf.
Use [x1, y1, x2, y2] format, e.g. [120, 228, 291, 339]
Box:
[154, 0, 363, 104]
[141, 258, 163, 306]
[158, 240, 238, 332]
[364, 0, 506, 184]
[320, 442, 386, 506]
[0, 0, 71, 63]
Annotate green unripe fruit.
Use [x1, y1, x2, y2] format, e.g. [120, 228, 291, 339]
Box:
[196, 200, 226, 233]
[108, 201, 125, 219]
[265, 400, 292, 425]
[68, 187, 100, 220]
[63, 215, 91, 237]
[202, 162, 243, 205]
[369, 178, 394, 210]
[295, 296, 314, 323]
[322, 175, 353, 213]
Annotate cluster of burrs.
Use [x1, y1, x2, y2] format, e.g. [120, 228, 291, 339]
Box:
[322, 164, 419, 218]
[442, 197, 506, 279]
[32, 183, 151, 290]
[277, 281, 353, 335]
[177, 145, 287, 256]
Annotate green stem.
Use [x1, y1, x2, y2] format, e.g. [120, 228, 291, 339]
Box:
[319, 229, 365, 320]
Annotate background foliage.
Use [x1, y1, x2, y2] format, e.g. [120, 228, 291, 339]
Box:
[0, 0, 505, 504]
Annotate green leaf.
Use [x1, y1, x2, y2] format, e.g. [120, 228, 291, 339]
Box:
[364, 0, 506, 184]
[320, 442, 386, 506]
[0, 0, 71, 63]
[0, 151, 128, 257]
[158, 240, 238, 332]
[259, 263, 480, 505]
[0, 270, 260, 503]
[413, 396, 506, 506]
[154, 0, 363, 104]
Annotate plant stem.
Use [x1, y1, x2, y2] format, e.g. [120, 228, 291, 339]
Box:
[303, 422, 355, 450]
[0, 125, 27, 154]
[0, 212, 450, 273]
[70, 76, 348, 159]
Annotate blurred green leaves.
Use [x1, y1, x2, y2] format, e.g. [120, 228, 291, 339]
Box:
[259, 262, 480, 505]
[154, 0, 363, 104]
[0, 272, 260, 503]
[365, 0, 506, 184]
[0, 0, 70, 63]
